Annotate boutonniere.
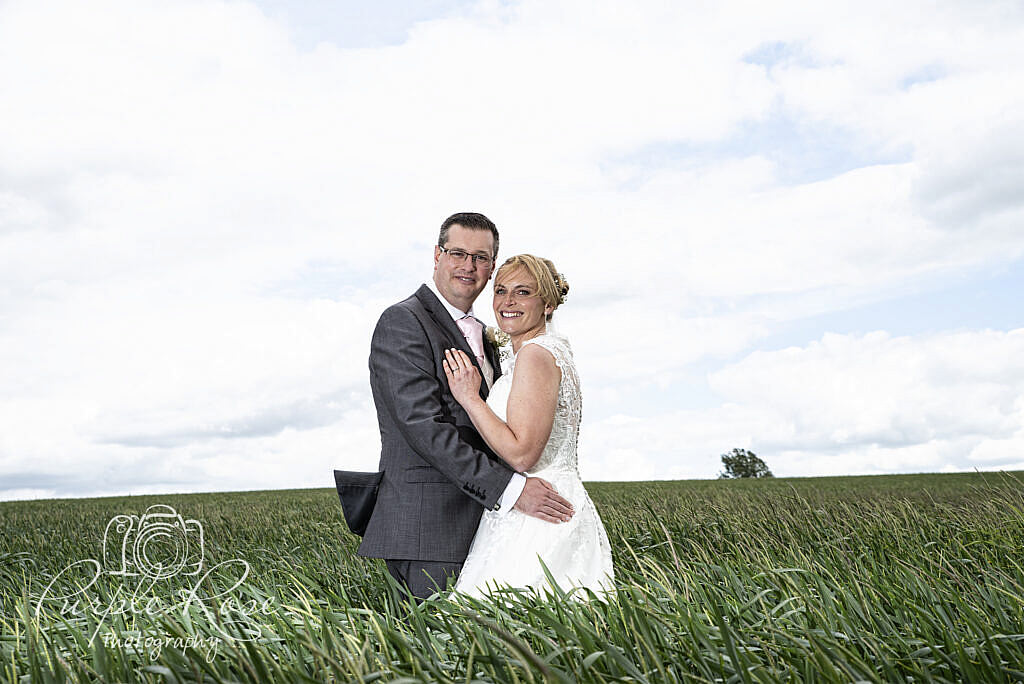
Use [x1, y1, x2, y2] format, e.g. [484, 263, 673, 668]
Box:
[485, 326, 512, 363]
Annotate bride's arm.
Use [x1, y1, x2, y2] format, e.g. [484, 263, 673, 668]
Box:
[443, 345, 559, 472]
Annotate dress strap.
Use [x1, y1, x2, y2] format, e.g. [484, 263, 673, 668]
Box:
[522, 333, 572, 369]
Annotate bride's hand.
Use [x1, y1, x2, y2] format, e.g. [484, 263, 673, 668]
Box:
[443, 348, 482, 405]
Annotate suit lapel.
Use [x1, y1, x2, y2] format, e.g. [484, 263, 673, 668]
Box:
[415, 285, 465, 349]
[484, 326, 503, 384]
[414, 285, 491, 399]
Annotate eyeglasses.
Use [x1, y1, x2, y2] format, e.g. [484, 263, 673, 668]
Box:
[438, 246, 494, 268]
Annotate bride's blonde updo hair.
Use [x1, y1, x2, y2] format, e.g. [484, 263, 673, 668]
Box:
[494, 254, 569, 322]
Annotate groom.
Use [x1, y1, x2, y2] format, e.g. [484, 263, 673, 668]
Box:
[356, 212, 574, 599]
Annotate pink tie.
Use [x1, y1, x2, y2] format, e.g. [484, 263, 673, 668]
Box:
[456, 315, 486, 366]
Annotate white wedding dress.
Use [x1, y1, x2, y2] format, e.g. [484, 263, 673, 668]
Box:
[454, 333, 614, 598]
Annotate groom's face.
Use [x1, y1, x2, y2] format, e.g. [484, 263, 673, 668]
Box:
[433, 224, 495, 312]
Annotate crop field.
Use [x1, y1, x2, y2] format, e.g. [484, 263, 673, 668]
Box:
[2, 471, 1023, 682]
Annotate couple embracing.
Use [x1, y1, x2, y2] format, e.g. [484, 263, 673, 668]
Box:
[336, 212, 613, 600]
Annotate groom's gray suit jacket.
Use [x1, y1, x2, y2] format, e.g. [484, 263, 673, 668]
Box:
[358, 284, 514, 563]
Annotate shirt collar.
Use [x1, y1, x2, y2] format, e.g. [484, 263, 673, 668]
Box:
[425, 279, 476, 322]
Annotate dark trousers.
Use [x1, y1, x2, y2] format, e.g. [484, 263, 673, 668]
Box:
[385, 559, 462, 601]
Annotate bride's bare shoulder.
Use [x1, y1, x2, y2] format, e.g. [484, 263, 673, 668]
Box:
[513, 342, 560, 379]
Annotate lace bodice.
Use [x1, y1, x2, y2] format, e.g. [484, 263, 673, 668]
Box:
[486, 333, 581, 476]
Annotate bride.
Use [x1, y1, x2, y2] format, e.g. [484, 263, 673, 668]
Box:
[442, 254, 614, 598]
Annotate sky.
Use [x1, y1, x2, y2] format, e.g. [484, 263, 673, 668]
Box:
[1, 0, 1023, 501]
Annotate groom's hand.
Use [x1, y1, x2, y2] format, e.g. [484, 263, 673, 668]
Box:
[514, 477, 574, 523]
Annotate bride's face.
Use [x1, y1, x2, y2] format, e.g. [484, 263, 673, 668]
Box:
[492, 267, 552, 338]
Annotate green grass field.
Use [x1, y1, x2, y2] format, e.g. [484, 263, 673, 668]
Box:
[2, 471, 1023, 682]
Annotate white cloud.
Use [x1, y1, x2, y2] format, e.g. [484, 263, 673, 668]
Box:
[1, 0, 1023, 498]
[581, 329, 1024, 480]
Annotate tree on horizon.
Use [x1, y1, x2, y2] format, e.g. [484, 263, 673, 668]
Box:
[719, 448, 774, 479]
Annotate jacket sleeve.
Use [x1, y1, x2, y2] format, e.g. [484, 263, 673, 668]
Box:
[370, 305, 514, 509]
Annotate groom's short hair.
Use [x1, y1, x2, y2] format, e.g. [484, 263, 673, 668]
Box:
[439, 212, 499, 258]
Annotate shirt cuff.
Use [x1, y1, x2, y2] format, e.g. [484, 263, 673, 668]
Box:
[494, 473, 527, 514]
